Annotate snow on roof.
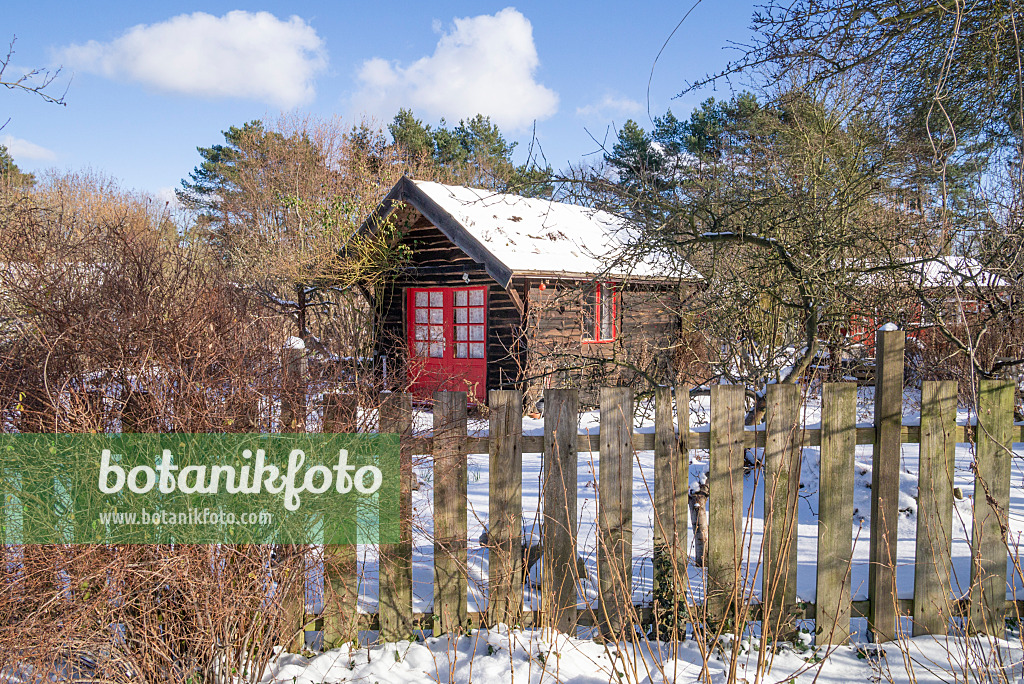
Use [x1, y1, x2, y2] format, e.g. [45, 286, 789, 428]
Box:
[410, 180, 697, 283]
[901, 256, 1008, 289]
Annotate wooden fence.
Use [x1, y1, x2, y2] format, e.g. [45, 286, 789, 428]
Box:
[309, 330, 1021, 647]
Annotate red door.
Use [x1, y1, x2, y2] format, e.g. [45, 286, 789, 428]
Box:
[407, 286, 487, 401]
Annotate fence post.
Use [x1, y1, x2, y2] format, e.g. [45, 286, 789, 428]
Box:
[279, 339, 307, 653]
[816, 383, 856, 645]
[707, 384, 744, 623]
[543, 388, 578, 633]
[868, 329, 904, 641]
[280, 338, 306, 432]
[321, 392, 359, 648]
[969, 379, 1014, 635]
[598, 387, 634, 638]
[433, 391, 468, 635]
[653, 385, 688, 639]
[913, 380, 957, 636]
[379, 392, 414, 641]
[489, 389, 524, 628]
[762, 383, 800, 641]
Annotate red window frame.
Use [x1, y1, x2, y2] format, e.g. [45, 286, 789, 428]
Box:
[582, 282, 617, 343]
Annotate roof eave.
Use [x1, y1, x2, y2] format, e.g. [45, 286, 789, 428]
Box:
[509, 269, 697, 284]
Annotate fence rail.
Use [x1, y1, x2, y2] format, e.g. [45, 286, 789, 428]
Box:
[402, 423, 1024, 454]
[310, 330, 1020, 644]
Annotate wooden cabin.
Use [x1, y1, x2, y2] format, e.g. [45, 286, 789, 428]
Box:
[364, 178, 700, 406]
[845, 256, 1009, 353]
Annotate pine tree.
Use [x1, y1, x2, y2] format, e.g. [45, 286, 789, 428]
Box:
[0, 144, 35, 187]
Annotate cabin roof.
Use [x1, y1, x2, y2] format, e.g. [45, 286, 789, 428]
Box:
[371, 177, 697, 289]
[903, 255, 1008, 289]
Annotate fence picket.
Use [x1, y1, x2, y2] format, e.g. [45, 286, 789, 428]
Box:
[598, 387, 634, 637]
[913, 380, 957, 636]
[280, 342, 306, 432]
[708, 385, 744, 622]
[489, 390, 524, 628]
[543, 388, 579, 633]
[970, 379, 1014, 635]
[816, 383, 856, 645]
[653, 385, 688, 637]
[279, 343, 307, 652]
[379, 392, 414, 641]
[322, 393, 359, 648]
[433, 391, 469, 635]
[869, 330, 905, 641]
[762, 383, 801, 640]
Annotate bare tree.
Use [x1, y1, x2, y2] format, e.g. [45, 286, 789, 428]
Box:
[0, 35, 67, 130]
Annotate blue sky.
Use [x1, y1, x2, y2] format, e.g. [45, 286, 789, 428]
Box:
[3, 2, 757, 200]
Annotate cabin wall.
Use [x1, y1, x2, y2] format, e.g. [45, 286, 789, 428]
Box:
[520, 279, 686, 408]
[378, 216, 524, 395]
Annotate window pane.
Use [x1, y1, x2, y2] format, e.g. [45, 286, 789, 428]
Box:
[455, 290, 468, 306]
[582, 290, 596, 339]
[455, 308, 467, 323]
[415, 325, 428, 340]
[415, 309, 427, 323]
[470, 342, 485, 358]
[469, 290, 484, 306]
[429, 342, 444, 358]
[415, 341, 428, 356]
[601, 287, 614, 339]
[429, 291, 443, 307]
[429, 326, 444, 341]
[470, 325, 484, 341]
[415, 291, 428, 307]
[456, 327, 467, 341]
[430, 308, 443, 324]
[455, 343, 467, 358]
[469, 307, 484, 323]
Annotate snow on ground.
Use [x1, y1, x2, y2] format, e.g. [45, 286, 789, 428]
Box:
[264, 626, 1024, 684]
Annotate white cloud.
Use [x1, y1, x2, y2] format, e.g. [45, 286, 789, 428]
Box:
[154, 187, 181, 209]
[1, 135, 56, 161]
[576, 94, 642, 120]
[57, 11, 327, 108]
[352, 8, 558, 131]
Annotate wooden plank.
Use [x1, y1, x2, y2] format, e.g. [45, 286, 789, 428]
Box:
[598, 387, 634, 638]
[816, 383, 856, 645]
[868, 330, 904, 642]
[913, 380, 957, 636]
[433, 391, 469, 635]
[489, 390, 524, 628]
[378, 392, 414, 642]
[322, 392, 359, 648]
[323, 392, 357, 432]
[279, 343, 307, 652]
[280, 342, 306, 432]
[429, 420, 1022, 458]
[762, 383, 801, 640]
[969, 379, 1014, 635]
[652, 386, 688, 638]
[543, 388, 579, 633]
[311, 596, 1024, 633]
[707, 385, 744, 622]
[432, 422, 1023, 456]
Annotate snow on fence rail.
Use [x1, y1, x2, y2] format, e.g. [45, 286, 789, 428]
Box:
[301, 330, 1019, 649]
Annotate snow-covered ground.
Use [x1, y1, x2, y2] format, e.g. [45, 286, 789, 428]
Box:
[278, 387, 1024, 683]
[264, 626, 1024, 684]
